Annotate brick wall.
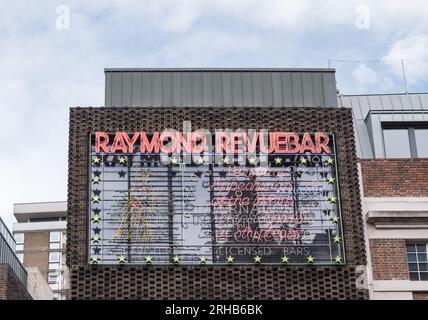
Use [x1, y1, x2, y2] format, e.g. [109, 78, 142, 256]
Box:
[0, 264, 32, 300]
[360, 159, 428, 197]
[413, 292, 428, 300]
[68, 107, 368, 299]
[369, 239, 409, 280]
[0, 265, 7, 300]
[23, 232, 49, 281]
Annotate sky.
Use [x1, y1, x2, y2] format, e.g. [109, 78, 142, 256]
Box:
[1, 0, 428, 229]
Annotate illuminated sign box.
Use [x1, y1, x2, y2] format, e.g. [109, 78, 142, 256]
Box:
[88, 131, 345, 265]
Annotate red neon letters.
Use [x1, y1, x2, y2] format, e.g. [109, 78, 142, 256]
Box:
[94, 131, 331, 154]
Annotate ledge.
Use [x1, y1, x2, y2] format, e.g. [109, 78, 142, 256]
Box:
[373, 280, 428, 292]
[367, 211, 428, 228]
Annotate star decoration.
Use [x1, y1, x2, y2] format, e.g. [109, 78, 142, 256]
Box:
[327, 176, 335, 184]
[91, 235, 101, 243]
[144, 256, 153, 265]
[328, 196, 337, 204]
[247, 157, 257, 166]
[118, 170, 126, 178]
[330, 215, 340, 224]
[92, 208, 101, 215]
[194, 171, 203, 178]
[117, 256, 126, 264]
[299, 157, 308, 165]
[325, 157, 334, 166]
[92, 227, 101, 234]
[223, 156, 231, 165]
[334, 256, 342, 264]
[195, 157, 204, 165]
[92, 214, 101, 223]
[281, 255, 289, 264]
[90, 256, 100, 264]
[199, 256, 207, 265]
[92, 195, 101, 204]
[92, 157, 101, 166]
[91, 176, 101, 184]
[273, 157, 283, 165]
[333, 235, 341, 244]
[172, 255, 180, 264]
[93, 170, 101, 177]
[253, 255, 262, 264]
[93, 189, 101, 196]
[170, 157, 179, 165]
[226, 255, 234, 264]
[117, 156, 126, 165]
[92, 247, 101, 255]
[306, 255, 315, 264]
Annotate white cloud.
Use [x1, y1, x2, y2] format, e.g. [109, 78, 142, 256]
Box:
[0, 4, 106, 229]
[352, 63, 379, 85]
[70, 0, 428, 34]
[1, 0, 428, 229]
[383, 34, 428, 85]
[158, 30, 260, 66]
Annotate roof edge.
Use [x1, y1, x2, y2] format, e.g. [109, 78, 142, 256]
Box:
[104, 67, 336, 73]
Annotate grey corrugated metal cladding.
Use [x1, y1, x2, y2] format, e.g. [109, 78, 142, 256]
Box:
[338, 93, 428, 159]
[104, 68, 338, 108]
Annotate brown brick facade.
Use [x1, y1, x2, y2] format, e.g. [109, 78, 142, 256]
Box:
[413, 292, 428, 300]
[369, 239, 409, 280]
[360, 159, 428, 197]
[67, 106, 368, 299]
[23, 232, 49, 281]
[0, 264, 32, 300]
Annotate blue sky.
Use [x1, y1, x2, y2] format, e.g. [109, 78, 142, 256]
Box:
[1, 0, 428, 228]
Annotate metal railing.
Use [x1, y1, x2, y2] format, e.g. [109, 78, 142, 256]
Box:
[328, 59, 428, 95]
[0, 217, 27, 286]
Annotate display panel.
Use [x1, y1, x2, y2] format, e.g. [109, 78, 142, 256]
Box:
[88, 131, 345, 265]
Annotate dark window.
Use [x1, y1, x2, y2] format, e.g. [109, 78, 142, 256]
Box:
[415, 129, 428, 157]
[383, 129, 411, 158]
[406, 243, 428, 281]
[382, 124, 428, 158]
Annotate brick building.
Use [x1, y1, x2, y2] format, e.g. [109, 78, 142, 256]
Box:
[13, 201, 69, 300]
[0, 217, 31, 300]
[67, 68, 368, 299]
[339, 93, 428, 299]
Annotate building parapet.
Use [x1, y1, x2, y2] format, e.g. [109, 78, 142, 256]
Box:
[0, 219, 27, 287]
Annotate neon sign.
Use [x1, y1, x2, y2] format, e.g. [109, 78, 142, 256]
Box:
[94, 131, 331, 155]
[88, 131, 345, 265]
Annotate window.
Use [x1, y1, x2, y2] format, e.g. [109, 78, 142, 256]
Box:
[383, 129, 411, 158]
[49, 252, 60, 263]
[48, 271, 60, 284]
[406, 243, 428, 281]
[49, 231, 61, 249]
[50, 231, 60, 242]
[383, 125, 428, 158]
[49, 262, 60, 270]
[415, 129, 428, 157]
[16, 253, 24, 263]
[14, 233, 24, 251]
[13, 233, 24, 251]
[50, 283, 59, 290]
[14, 233, 24, 243]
